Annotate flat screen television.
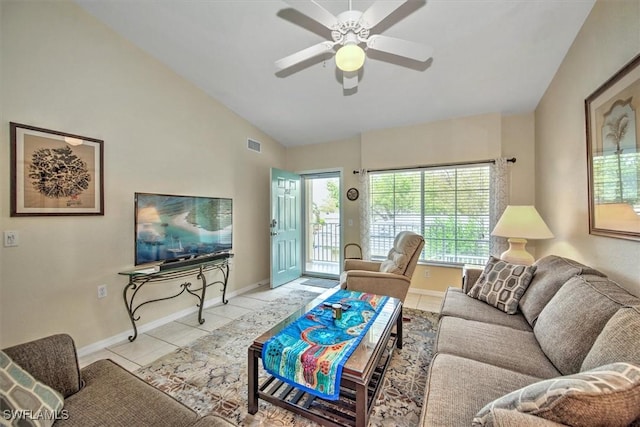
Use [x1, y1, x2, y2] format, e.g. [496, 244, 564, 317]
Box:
[134, 192, 232, 265]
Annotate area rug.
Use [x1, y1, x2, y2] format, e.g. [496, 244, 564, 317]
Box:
[135, 289, 439, 426]
[299, 277, 340, 289]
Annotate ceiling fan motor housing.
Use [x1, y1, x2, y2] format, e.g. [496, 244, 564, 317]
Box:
[332, 10, 370, 46]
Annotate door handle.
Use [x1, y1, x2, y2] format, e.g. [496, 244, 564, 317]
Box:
[270, 231, 278, 236]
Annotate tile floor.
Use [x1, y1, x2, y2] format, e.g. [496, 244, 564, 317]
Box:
[78, 277, 443, 372]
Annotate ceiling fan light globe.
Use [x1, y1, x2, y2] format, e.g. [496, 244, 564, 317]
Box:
[335, 44, 365, 72]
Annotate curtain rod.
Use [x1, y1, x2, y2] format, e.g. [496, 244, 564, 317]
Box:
[352, 157, 516, 174]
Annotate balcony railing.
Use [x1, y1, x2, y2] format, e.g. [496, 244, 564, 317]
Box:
[309, 221, 489, 266]
[311, 222, 340, 263]
[369, 222, 489, 265]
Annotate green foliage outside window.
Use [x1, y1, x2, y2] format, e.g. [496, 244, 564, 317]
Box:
[370, 166, 490, 264]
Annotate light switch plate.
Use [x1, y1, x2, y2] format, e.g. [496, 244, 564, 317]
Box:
[4, 231, 18, 247]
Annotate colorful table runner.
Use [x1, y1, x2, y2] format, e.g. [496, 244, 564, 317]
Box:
[261, 289, 389, 400]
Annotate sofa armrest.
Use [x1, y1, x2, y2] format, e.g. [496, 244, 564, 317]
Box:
[462, 265, 484, 293]
[344, 259, 382, 272]
[3, 334, 82, 398]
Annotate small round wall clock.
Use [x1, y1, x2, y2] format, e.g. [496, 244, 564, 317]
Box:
[346, 187, 359, 201]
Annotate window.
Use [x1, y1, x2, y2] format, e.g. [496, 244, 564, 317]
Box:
[369, 165, 490, 264]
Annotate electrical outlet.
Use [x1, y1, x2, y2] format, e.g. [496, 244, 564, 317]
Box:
[4, 231, 18, 247]
[97, 285, 107, 299]
[424, 269, 430, 278]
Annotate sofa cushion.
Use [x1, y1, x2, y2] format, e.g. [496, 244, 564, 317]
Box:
[581, 306, 640, 372]
[467, 256, 536, 314]
[440, 288, 532, 331]
[435, 317, 560, 378]
[534, 275, 640, 375]
[472, 362, 640, 427]
[0, 350, 65, 427]
[518, 255, 606, 327]
[57, 359, 199, 427]
[420, 353, 542, 427]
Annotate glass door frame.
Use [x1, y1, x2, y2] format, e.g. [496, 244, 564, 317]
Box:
[299, 168, 343, 279]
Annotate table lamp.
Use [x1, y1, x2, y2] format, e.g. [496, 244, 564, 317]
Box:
[491, 205, 554, 265]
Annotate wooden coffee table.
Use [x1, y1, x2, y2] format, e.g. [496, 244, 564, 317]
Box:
[248, 290, 403, 427]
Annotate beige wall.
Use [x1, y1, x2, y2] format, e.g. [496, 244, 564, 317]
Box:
[361, 113, 502, 168]
[285, 136, 361, 249]
[502, 113, 536, 206]
[535, 0, 640, 295]
[0, 1, 285, 348]
[411, 265, 463, 293]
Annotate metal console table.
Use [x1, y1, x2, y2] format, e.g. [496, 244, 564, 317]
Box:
[119, 253, 232, 342]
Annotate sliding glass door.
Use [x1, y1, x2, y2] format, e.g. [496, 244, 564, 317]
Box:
[302, 172, 341, 278]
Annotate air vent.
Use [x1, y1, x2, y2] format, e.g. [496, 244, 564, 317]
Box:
[247, 138, 261, 153]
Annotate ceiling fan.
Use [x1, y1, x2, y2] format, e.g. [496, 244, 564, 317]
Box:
[275, 0, 433, 90]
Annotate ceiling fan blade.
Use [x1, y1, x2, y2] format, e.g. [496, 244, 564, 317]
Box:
[275, 41, 335, 71]
[366, 34, 433, 62]
[359, 0, 408, 29]
[343, 72, 358, 90]
[282, 0, 340, 30]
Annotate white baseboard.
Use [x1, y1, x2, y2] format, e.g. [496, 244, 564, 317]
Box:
[76, 279, 269, 357]
[407, 288, 446, 298]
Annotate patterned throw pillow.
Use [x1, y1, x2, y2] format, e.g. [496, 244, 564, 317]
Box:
[0, 350, 64, 427]
[472, 362, 640, 427]
[467, 256, 536, 314]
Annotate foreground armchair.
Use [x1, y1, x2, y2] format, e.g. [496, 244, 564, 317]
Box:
[340, 231, 425, 302]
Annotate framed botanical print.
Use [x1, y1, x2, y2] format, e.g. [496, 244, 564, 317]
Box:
[585, 54, 640, 241]
[10, 123, 104, 216]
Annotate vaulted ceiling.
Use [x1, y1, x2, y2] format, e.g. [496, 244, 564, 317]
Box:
[75, 0, 595, 147]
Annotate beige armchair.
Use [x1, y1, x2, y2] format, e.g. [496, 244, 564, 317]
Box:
[340, 231, 425, 302]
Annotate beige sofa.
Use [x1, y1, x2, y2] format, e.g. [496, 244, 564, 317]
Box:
[2, 334, 234, 427]
[420, 255, 640, 426]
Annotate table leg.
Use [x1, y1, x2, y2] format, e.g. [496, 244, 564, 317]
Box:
[221, 263, 229, 304]
[396, 305, 403, 349]
[123, 281, 139, 342]
[355, 382, 368, 427]
[197, 266, 207, 325]
[248, 346, 259, 414]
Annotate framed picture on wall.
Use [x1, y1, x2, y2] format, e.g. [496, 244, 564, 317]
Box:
[10, 122, 104, 216]
[585, 53, 640, 241]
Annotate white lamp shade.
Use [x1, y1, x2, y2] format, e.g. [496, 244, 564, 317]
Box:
[335, 44, 366, 72]
[491, 206, 554, 239]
